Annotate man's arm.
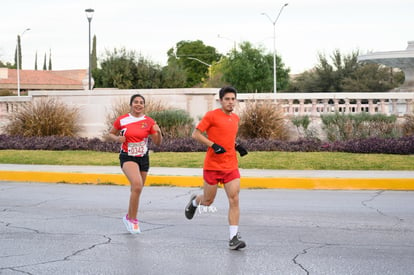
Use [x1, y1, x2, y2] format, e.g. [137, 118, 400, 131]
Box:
[192, 128, 226, 154]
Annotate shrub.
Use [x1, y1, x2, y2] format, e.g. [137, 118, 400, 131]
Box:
[3, 97, 80, 137]
[238, 100, 289, 140]
[321, 112, 400, 141]
[402, 114, 414, 136]
[324, 135, 414, 154]
[148, 109, 194, 138]
[1, 134, 414, 154]
[290, 115, 319, 139]
[0, 90, 14, 96]
[0, 134, 119, 152]
[151, 137, 205, 152]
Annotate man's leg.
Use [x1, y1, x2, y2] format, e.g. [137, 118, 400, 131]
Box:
[223, 178, 240, 226]
[185, 181, 217, 219]
[196, 181, 218, 206]
[224, 178, 246, 250]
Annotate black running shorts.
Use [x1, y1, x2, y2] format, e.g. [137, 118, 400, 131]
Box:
[119, 151, 150, 172]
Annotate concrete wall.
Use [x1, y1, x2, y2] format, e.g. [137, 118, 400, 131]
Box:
[29, 88, 217, 138]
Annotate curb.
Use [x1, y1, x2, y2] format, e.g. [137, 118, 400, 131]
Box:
[1, 171, 414, 190]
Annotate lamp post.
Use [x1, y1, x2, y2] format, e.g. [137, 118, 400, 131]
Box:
[85, 8, 94, 90]
[16, 28, 30, 96]
[217, 34, 237, 51]
[186, 57, 212, 79]
[262, 3, 288, 94]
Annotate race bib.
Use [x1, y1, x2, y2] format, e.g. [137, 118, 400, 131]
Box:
[127, 141, 146, 157]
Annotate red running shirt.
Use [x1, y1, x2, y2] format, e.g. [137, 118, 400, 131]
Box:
[196, 108, 239, 170]
[113, 113, 156, 156]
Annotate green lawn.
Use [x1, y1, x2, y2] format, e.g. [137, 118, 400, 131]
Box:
[1, 150, 413, 170]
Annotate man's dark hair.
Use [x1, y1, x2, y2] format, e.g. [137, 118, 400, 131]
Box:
[219, 86, 237, 100]
[129, 94, 145, 105]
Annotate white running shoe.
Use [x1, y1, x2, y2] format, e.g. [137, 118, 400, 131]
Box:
[122, 215, 141, 234]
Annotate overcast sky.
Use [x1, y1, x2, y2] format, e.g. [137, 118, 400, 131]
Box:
[1, 0, 413, 74]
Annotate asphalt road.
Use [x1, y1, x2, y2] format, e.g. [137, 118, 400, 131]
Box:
[1, 181, 414, 275]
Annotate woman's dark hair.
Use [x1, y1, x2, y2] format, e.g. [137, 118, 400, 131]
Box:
[129, 94, 145, 105]
[219, 86, 237, 100]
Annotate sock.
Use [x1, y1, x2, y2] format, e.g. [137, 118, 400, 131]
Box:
[229, 225, 238, 239]
[192, 199, 198, 207]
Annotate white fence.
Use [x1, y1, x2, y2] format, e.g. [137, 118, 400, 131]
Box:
[1, 89, 413, 138]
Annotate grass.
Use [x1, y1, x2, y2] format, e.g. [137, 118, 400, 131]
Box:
[1, 149, 414, 170]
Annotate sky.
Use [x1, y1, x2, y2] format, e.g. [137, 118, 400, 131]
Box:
[1, 0, 413, 74]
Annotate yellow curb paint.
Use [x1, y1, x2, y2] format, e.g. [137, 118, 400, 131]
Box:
[240, 177, 414, 190]
[0, 171, 129, 185]
[1, 171, 414, 190]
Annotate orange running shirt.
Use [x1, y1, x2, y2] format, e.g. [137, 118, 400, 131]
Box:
[196, 108, 239, 170]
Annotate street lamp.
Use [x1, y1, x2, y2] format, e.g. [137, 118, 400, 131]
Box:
[185, 57, 212, 78]
[262, 3, 288, 94]
[16, 28, 30, 96]
[217, 34, 237, 51]
[85, 8, 94, 90]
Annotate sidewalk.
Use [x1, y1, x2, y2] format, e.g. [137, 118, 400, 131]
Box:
[1, 164, 414, 190]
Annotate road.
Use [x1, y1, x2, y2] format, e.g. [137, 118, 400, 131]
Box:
[1, 181, 414, 274]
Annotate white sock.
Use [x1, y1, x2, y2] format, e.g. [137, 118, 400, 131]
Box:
[192, 199, 198, 207]
[229, 225, 238, 239]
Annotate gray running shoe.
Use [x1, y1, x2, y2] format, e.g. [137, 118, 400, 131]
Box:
[185, 194, 197, 219]
[229, 232, 246, 250]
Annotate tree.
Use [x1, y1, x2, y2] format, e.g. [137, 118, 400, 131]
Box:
[0, 60, 14, 68]
[342, 63, 404, 92]
[34, 51, 38, 70]
[91, 35, 97, 71]
[48, 49, 52, 70]
[220, 41, 290, 93]
[161, 62, 187, 88]
[43, 53, 47, 70]
[135, 56, 163, 88]
[289, 49, 404, 92]
[167, 40, 221, 87]
[203, 59, 228, 88]
[14, 35, 21, 69]
[93, 47, 164, 89]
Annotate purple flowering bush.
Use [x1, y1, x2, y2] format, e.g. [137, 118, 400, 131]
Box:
[1, 134, 413, 154]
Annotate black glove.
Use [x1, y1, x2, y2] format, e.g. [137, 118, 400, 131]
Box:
[211, 143, 226, 154]
[235, 144, 248, 157]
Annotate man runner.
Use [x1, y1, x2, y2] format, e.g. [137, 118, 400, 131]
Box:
[185, 86, 248, 250]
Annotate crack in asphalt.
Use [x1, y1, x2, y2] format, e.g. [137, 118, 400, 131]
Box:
[292, 243, 331, 275]
[63, 235, 112, 260]
[0, 234, 112, 274]
[140, 221, 175, 232]
[361, 191, 404, 224]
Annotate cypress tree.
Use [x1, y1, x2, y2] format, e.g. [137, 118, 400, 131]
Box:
[43, 53, 47, 70]
[92, 35, 97, 71]
[14, 35, 22, 69]
[48, 49, 52, 70]
[34, 51, 38, 70]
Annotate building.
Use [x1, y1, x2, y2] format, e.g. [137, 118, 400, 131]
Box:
[0, 68, 88, 93]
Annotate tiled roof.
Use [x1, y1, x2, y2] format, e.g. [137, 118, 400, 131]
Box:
[0, 68, 87, 90]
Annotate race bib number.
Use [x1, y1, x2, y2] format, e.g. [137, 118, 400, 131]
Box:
[127, 141, 146, 157]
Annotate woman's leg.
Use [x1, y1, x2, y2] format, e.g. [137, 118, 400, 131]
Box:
[122, 161, 145, 220]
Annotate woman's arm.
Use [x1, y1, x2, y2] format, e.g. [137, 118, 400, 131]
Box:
[151, 123, 162, 146]
[107, 127, 125, 143]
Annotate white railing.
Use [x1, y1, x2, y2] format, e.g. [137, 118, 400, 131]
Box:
[235, 92, 414, 117]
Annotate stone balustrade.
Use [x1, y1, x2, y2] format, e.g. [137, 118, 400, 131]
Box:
[236, 92, 414, 117]
[0, 89, 413, 138]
